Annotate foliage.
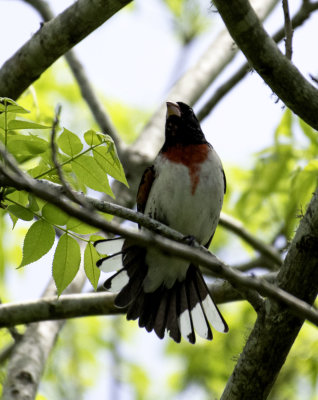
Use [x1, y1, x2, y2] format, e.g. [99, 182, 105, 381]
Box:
[0, 97, 128, 294]
[163, 0, 213, 44]
[220, 109, 318, 251]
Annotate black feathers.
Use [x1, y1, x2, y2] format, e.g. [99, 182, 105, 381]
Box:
[101, 239, 227, 343]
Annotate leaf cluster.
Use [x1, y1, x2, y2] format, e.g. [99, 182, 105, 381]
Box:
[0, 97, 128, 295]
[226, 109, 318, 245]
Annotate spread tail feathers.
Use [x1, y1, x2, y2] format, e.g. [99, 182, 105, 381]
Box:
[101, 240, 228, 343]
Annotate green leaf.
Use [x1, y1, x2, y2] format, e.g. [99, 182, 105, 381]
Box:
[66, 217, 99, 234]
[7, 135, 48, 155]
[84, 242, 100, 290]
[71, 155, 114, 195]
[274, 109, 292, 142]
[84, 130, 104, 146]
[42, 202, 69, 226]
[28, 194, 39, 212]
[93, 145, 128, 187]
[8, 212, 18, 229]
[7, 204, 33, 221]
[8, 119, 51, 130]
[52, 234, 81, 296]
[19, 220, 55, 267]
[57, 128, 83, 156]
[299, 119, 318, 147]
[0, 101, 30, 114]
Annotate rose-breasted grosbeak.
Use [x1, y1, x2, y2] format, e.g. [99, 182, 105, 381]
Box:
[95, 102, 228, 344]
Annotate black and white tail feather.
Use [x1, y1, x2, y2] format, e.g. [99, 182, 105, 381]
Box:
[94, 237, 228, 344]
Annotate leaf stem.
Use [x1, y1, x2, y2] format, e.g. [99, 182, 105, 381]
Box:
[34, 140, 108, 180]
[6, 198, 91, 244]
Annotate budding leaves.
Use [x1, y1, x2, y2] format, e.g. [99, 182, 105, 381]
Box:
[19, 220, 55, 268]
[53, 234, 81, 296]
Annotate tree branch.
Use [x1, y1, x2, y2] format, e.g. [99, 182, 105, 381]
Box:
[0, 274, 278, 328]
[213, 0, 318, 130]
[0, 0, 132, 100]
[198, 0, 318, 119]
[282, 0, 293, 60]
[0, 276, 250, 328]
[2, 269, 87, 400]
[0, 153, 316, 327]
[219, 213, 282, 266]
[0, 169, 282, 266]
[221, 187, 318, 399]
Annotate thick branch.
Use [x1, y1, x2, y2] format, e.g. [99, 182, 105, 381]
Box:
[0, 278, 249, 328]
[0, 0, 132, 100]
[213, 0, 318, 130]
[221, 187, 318, 400]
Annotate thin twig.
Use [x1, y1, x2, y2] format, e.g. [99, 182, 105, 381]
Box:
[50, 105, 93, 210]
[219, 214, 282, 266]
[282, 0, 293, 60]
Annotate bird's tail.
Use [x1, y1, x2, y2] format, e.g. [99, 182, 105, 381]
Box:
[95, 239, 228, 344]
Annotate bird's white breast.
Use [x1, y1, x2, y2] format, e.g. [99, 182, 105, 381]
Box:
[143, 146, 225, 292]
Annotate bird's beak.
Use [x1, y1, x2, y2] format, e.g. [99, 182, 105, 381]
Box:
[166, 102, 181, 118]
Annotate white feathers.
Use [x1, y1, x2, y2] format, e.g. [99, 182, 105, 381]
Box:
[94, 238, 124, 254]
[94, 238, 124, 272]
[202, 294, 227, 333]
[178, 309, 193, 343]
[106, 270, 129, 293]
[97, 252, 123, 272]
[191, 303, 210, 339]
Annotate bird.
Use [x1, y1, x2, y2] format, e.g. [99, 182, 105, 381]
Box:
[95, 101, 228, 344]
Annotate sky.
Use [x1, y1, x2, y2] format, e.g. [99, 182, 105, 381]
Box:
[1, 0, 318, 399]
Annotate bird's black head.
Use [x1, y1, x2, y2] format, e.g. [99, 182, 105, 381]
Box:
[164, 102, 207, 148]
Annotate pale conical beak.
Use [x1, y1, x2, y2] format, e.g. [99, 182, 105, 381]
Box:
[166, 102, 181, 118]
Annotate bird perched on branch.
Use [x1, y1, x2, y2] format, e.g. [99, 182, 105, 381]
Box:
[95, 101, 228, 344]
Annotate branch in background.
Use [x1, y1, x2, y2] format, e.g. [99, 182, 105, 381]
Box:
[213, 0, 318, 130]
[282, 0, 293, 60]
[0, 0, 132, 100]
[219, 213, 282, 266]
[2, 269, 87, 400]
[21, 0, 123, 153]
[198, 0, 318, 120]
[0, 272, 276, 328]
[230, 256, 276, 272]
[0, 153, 317, 327]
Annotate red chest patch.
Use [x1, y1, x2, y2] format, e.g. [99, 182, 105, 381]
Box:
[162, 144, 210, 195]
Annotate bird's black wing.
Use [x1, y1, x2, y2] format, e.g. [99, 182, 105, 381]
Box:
[136, 165, 156, 214]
